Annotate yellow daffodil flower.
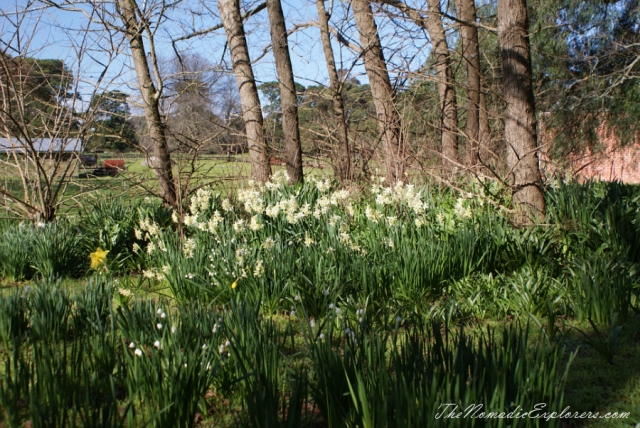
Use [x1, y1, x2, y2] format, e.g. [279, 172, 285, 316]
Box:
[89, 248, 109, 270]
[231, 280, 238, 289]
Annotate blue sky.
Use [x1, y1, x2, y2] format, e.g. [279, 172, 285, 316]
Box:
[1, 0, 435, 112]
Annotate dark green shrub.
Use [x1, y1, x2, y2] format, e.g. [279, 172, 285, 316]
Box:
[30, 220, 85, 279]
[0, 224, 35, 281]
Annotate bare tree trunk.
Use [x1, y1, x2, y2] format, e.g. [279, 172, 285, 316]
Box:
[352, 0, 405, 183]
[478, 90, 492, 165]
[377, 0, 457, 175]
[457, 0, 480, 169]
[316, 0, 351, 183]
[426, 0, 459, 173]
[266, 0, 303, 183]
[219, 0, 271, 183]
[497, 0, 545, 218]
[116, 0, 177, 207]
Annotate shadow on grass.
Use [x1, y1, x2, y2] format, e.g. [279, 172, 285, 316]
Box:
[560, 316, 640, 427]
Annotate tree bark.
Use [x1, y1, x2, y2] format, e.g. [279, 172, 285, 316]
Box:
[351, 0, 405, 183]
[219, 0, 271, 183]
[497, 0, 545, 218]
[266, 0, 303, 183]
[116, 0, 177, 207]
[478, 89, 492, 165]
[457, 0, 481, 169]
[426, 0, 459, 173]
[316, 0, 351, 183]
[377, 0, 457, 174]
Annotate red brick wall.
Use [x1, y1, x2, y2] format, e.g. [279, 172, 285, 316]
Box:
[541, 124, 640, 184]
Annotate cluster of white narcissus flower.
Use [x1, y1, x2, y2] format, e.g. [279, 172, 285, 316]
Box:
[368, 180, 429, 226]
[253, 259, 264, 278]
[137, 174, 443, 286]
[454, 198, 473, 219]
[128, 308, 165, 357]
[135, 218, 163, 255]
[142, 264, 170, 281]
[218, 339, 231, 356]
[182, 237, 196, 258]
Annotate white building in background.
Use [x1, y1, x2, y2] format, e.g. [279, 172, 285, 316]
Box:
[0, 137, 83, 156]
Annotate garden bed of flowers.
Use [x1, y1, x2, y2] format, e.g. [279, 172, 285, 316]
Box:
[1, 174, 639, 427]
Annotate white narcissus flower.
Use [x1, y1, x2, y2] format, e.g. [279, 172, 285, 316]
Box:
[154, 340, 161, 349]
[183, 214, 197, 227]
[207, 211, 223, 234]
[233, 219, 246, 233]
[365, 206, 382, 223]
[261, 237, 276, 249]
[117, 288, 132, 297]
[135, 348, 143, 357]
[253, 259, 264, 278]
[129, 342, 136, 349]
[182, 238, 196, 258]
[265, 205, 280, 218]
[249, 215, 263, 231]
[221, 198, 233, 212]
[304, 233, 314, 247]
[156, 323, 163, 330]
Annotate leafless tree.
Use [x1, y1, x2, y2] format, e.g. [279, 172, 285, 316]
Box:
[163, 53, 236, 155]
[266, 0, 303, 183]
[115, 0, 177, 208]
[316, 0, 351, 183]
[219, 0, 272, 183]
[378, 0, 458, 174]
[0, 1, 121, 221]
[425, 0, 459, 173]
[352, 0, 405, 183]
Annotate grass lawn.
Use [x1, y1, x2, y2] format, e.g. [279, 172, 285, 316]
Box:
[0, 152, 332, 219]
